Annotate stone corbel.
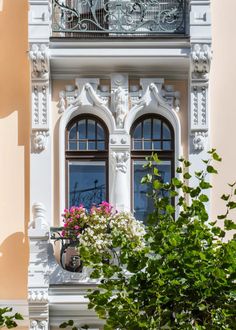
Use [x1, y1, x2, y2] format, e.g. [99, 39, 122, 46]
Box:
[191, 43, 212, 79]
[29, 44, 49, 79]
[29, 44, 49, 80]
[31, 129, 49, 152]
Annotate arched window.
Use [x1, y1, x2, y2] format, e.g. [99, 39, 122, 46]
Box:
[131, 114, 175, 222]
[65, 115, 109, 210]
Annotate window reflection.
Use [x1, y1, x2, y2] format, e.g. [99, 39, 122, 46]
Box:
[69, 161, 106, 210]
[133, 160, 172, 223]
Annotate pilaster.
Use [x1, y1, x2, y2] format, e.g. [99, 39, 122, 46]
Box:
[29, 0, 52, 223]
[189, 0, 212, 186]
[28, 203, 50, 330]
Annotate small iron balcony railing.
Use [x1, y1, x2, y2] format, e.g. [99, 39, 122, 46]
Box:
[52, 0, 187, 38]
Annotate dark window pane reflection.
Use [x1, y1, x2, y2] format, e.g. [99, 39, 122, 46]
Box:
[78, 120, 86, 139]
[163, 123, 171, 139]
[133, 160, 171, 223]
[133, 123, 142, 139]
[87, 120, 96, 139]
[97, 124, 104, 139]
[69, 124, 77, 140]
[79, 141, 87, 150]
[97, 141, 105, 150]
[88, 141, 96, 150]
[143, 119, 151, 139]
[153, 119, 161, 139]
[163, 141, 171, 150]
[69, 161, 106, 210]
[69, 141, 77, 150]
[134, 140, 142, 150]
[153, 141, 161, 150]
[144, 141, 152, 150]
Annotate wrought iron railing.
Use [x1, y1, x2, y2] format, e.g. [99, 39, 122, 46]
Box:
[52, 0, 187, 38]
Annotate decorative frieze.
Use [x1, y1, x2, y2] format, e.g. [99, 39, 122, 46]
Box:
[29, 44, 49, 80]
[28, 289, 49, 303]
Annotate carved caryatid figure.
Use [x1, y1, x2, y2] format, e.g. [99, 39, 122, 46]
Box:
[114, 86, 127, 128]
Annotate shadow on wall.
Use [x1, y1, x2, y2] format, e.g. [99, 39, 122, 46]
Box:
[0, 0, 30, 298]
[0, 233, 29, 298]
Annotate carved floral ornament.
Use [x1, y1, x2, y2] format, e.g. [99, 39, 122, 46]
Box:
[193, 131, 207, 151]
[31, 130, 49, 152]
[112, 151, 130, 173]
[29, 44, 49, 79]
[191, 43, 212, 77]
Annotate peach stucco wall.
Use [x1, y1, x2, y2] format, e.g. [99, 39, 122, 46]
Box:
[0, 0, 236, 303]
[210, 0, 236, 220]
[0, 0, 30, 299]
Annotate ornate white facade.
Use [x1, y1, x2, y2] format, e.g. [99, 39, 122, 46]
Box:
[27, 0, 212, 328]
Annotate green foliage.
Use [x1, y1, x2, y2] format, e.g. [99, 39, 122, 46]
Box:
[78, 151, 236, 329]
[0, 308, 23, 329]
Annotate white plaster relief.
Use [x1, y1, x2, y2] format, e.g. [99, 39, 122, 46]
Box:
[29, 44, 49, 79]
[112, 151, 130, 174]
[30, 320, 48, 330]
[28, 289, 48, 303]
[193, 131, 207, 151]
[31, 130, 49, 152]
[32, 84, 49, 129]
[114, 86, 127, 128]
[58, 91, 66, 113]
[191, 44, 212, 77]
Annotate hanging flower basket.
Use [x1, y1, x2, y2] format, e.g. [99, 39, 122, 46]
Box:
[51, 202, 145, 273]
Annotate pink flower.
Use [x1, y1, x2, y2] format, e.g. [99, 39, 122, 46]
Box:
[74, 225, 80, 230]
[61, 230, 65, 237]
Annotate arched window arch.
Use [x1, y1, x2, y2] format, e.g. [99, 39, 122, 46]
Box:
[131, 114, 175, 222]
[65, 114, 109, 209]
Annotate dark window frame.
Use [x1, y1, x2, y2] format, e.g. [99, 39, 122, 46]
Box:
[65, 114, 109, 208]
[130, 114, 175, 219]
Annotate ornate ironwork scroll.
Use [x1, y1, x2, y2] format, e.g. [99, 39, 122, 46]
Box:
[52, 0, 186, 36]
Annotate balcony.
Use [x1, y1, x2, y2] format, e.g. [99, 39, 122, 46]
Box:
[52, 0, 187, 39]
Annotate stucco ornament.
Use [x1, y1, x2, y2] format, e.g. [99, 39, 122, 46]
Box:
[32, 130, 49, 152]
[193, 131, 207, 151]
[84, 83, 107, 107]
[29, 44, 49, 79]
[58, 90, 66, 113]
[28, 289, 48, 303]
[191, 44, 212, 76]
[114, 86, 127, 128]
[112, 151, 130, 173]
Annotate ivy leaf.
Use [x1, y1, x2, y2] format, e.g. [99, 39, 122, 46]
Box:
[199, 194, 209, 203]
[227, 201, 236, 209]
[221, 194, 230, 201]
[200, 181, 212, 189]
[212, 152, 222, 162]
[183, 172, 191, 180]
[207, 165, 218, 174]
[224, 219, 236, 230]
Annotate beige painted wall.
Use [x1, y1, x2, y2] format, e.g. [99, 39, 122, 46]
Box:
[210, 0, 236, 221]
[0, 0, 30, 299]
[0, 0, 236, 302]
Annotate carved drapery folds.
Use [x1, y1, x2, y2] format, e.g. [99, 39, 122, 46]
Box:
[30, 44, 50, 153]
[190, 43, 212, 151]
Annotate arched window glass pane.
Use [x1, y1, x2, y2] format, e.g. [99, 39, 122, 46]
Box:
[78, 119, 86, 139]
[143, 119, 151, 139]
[87, 119, 96, 139]
[131, 115, 174, 223]
[69, 123, 77, 140]
[163, 122, 171, 139]
[97, 123, 104, 139]
[68, 117, 107, 151]
[133, 122, 142, 139]
[66, 115, 108, 210]
[153, 119, 161, 139]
